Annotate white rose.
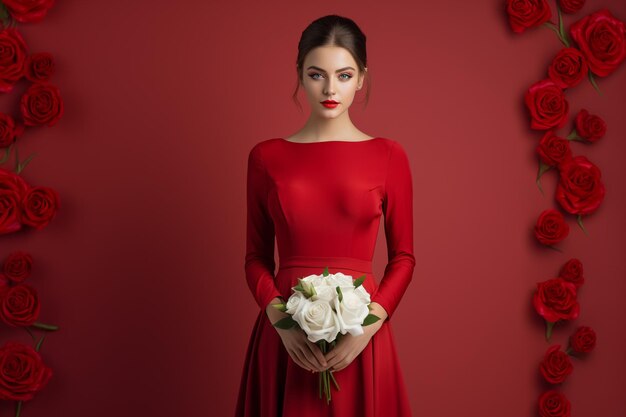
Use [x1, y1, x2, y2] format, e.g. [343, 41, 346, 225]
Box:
[285, 291, 306, 315]
[327, 272, 354, 289]
[293, 298, 341, 343]
[312, 284, 336, 303]
[333, 290, 370, 336]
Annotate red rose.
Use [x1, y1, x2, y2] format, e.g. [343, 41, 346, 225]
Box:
[547, 47, 588, 88]
[574, 109, 606, 142]
[555, 156, 605, 215]
[20, 82, 64, 127]
[1, 0, 55, 24]
[0, 112, 25, 148]
[0, 274, 9, 288]
[558, 258, 584, 288]
[24, 52, 55, 82]
[0, 28, 29, 93]
[539, 345, 573, 384]
[20, 185, 60, 230]
[570, 9, 626, 77]
[0, 283, 40, 326]
[0, 168, 30, 235]
[525, 79, 569, 130]
[558, 0, 585, 14]
[569, 326, 596, 353]
[538, 390, 571, 417]
[536, 131, 572, 167]
[2, 251, 33, 283]
[534, 209, 569, 245]
[0, 341, 52, 401]
[533, 277, 579, 323]
[505, 0, 552, 34]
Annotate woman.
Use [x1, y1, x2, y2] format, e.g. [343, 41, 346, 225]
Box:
[235, 14, 415, 417]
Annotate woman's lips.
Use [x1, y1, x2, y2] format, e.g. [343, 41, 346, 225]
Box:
[321, 101, 339, 108]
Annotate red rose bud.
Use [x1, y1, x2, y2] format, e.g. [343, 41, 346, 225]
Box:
[0, 167, 30, 235]
[558, 258, 584, 288]
[533, 277, 579, 323]
[536, 131, 573, 167]
[539, 345, 574, 384]
[2, 250, 33, 283]
[558, 0, 585, 14]
[555, 156, 605, 216]
[1, 0, 56, 24]
[0, 341, 52, 401]
[0, 283, 41, 327]
[0, 29, 29, 93]
[569, 326, 596, 353]
[534, 209, 569, 246]
[547, 47, 588, 88]
[570, 9, 626, 77]
[505, 0, 552, 34]
[525, 79, 569, 130]
[538, 390, 571, 417]
[574, 109, 606, 143]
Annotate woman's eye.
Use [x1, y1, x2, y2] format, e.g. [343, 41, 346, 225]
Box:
[339, 73, 352, 80]
[308, 73, 323, 80]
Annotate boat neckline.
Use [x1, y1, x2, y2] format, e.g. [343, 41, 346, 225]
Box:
[279, 137, 383, 144]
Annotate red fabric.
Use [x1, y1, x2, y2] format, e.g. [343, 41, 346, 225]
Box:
[236, 137, 415, 417]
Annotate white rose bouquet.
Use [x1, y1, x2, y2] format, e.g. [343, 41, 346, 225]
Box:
[271, 266, 381, 404]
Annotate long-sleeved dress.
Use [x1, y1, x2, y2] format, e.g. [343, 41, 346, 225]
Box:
[235, 137, 415, 417]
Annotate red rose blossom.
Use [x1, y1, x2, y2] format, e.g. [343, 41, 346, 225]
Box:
[533, 277, 579, 323]
[558, 258, 584, 288]
[20, 82, 64, 127]
[540, 345, 573, 384]
[0, 112, 25, 148]
[505, 0, 552, 34]
[547, 47, 588, 88]
[570, 9, 626, 77]
[538, 390, 571, 417]
[534, 209, 569, 246]
[0, 28, 29, 93]
[0, 283, 41, 327]
[0, 168, 30, 235]
[24, 52, 55, 82]
[555, 156, 605, 215]
[536, 130, 572, 167]
[569, 326, 596, 353]
[574, 109, 606, 142]
[0, 341, 52, 401]
[1, 0, 55, 24]
[558, 0, 585, 14]
[20, 185, 60, 230]
[525, 79, 569, 130]
[2, 251, 33, 283]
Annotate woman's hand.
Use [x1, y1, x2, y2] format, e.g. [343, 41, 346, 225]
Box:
[323, 320, 383, 372]
[266, 297, 328, 373]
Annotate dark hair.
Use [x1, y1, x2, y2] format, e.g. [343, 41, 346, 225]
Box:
[292, 15, 371, 112]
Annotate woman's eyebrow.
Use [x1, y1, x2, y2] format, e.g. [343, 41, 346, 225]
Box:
[306, 65, 356, 73]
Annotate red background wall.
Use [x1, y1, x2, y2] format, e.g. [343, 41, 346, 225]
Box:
[0, 1, 624, 416]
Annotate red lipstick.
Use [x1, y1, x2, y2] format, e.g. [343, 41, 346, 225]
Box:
[321, 100, 339, 109]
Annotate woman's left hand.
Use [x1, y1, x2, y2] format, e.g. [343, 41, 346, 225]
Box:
[323, 320, 382, 372]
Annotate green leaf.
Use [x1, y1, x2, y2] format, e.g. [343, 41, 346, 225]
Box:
[272, 316, 298, 329]
[362, 313, 381, 326]
[336, 285, 343, 303]
[577, 214, 588, 235]
[588, 70, 601, 95]
[322, 266, 329, 276]
[271, 303, 287, 312]
[353, 275, 365, 288]
[31, 322, 60, 331]
[35, 333, 46, 352]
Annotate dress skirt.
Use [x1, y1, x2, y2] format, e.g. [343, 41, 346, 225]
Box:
[234, 255, 413, 417]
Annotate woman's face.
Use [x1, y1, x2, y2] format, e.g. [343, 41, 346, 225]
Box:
[300, 45, 365, 118]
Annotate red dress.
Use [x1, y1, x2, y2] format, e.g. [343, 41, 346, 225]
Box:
[235, 137, 415, 417]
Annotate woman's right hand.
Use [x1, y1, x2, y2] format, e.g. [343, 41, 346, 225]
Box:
[276, 326, 328, 373]
[266, 297, 328, 372]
